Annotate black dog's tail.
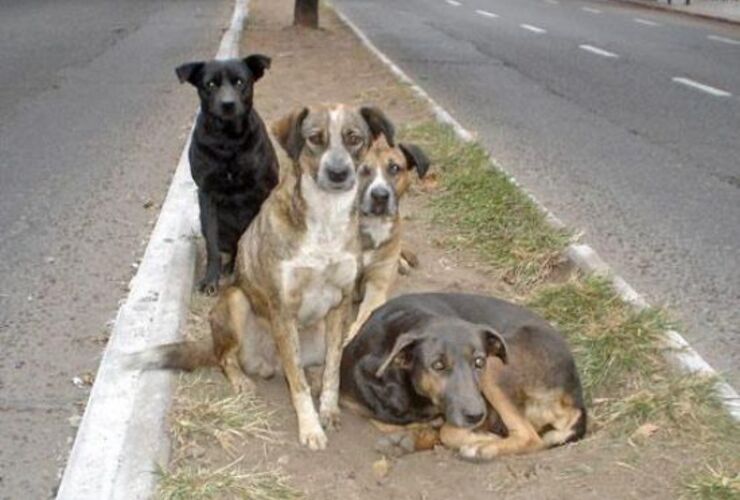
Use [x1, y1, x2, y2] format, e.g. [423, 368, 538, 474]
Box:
[124, 339, 218, 372]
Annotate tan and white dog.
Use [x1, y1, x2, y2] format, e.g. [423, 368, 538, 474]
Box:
[345, 136, 430, 346]
[133, 104, 394, 450]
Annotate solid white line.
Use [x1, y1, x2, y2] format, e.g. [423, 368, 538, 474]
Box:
[475, 9, 499, 18]
[579, 44, 619, 58]
[708, 34, 740, 46]
[446, 0, 461, 6]
[672, 77, 732, 97]
[582, 6, 601, 13]
[634, 18, 660, 26]
[520, 24, 547, 34]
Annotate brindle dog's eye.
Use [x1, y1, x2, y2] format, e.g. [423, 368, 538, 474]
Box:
[388, 163, 401, 175]
[474, 357, 486, 369]
[346, 132, 362, 147]
[432, 360, 445, 372]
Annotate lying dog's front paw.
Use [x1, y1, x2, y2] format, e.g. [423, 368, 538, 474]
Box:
[319, 407, 341, 432]
[375, 432, 416, 458]
[299, 424, 328, 450]
[459, 443, 498, 462]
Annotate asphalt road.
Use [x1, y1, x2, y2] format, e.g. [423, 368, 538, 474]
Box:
[335, 0, 740, 386]
[0, 0, 232, 497]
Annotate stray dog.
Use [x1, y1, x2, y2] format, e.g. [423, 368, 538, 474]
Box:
[340, 292, 587, 460]
[134, 104, 394, 450]
[177, 55, 279, 295]
[345, 136, 430, 345]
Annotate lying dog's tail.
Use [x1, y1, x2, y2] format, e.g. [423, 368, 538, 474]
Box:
[125, 339, 218, 372]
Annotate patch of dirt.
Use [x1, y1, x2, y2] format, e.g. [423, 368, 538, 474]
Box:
[165, 0, 702, 498]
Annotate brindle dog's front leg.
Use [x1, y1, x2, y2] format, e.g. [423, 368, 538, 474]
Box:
[271, 312, 327, 450]
[320, 294, 352, 430]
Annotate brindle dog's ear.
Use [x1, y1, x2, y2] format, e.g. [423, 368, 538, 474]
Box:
[175, 61, 205, 86]
[482, 328, 508, 364]
[376, 331, 424, 377]
[243, 54, 271, 81]
[399, 143, 431, 179]
[271, 107, 309, 161]
[360, 107, 395, 147]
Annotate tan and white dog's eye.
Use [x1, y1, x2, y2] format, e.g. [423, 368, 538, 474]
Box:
[432, 360, 446, 372]
[474, 357, 486, 369]
[307, 132, 323, 146]
[388, 162, 401, 175]
[359, 165, 372, 177]
[345, 132, 362, 147]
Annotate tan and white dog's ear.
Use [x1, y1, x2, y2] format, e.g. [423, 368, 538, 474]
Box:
[375, 330, 424, 377]
[399, 143, 431, 179]
[272, 107, 309, 161]
[481, 328, 508, 364]
[360, 106, 395, 147]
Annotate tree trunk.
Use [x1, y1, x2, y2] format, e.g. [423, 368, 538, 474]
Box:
[294, 0, 319, 28]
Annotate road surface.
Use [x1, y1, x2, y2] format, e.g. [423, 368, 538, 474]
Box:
[335, 0, 740, 387]
[0, 0, 232, 497]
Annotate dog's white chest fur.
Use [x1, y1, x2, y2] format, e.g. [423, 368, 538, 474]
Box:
[281, 175, 359, 326]
[361, 217, 393, 267]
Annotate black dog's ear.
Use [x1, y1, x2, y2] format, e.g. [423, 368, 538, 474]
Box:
[376, 331, 423, 377]
[399, 143, 431, 179]
[360, 107, 395, 147]
[271, 107, 309, 161]
[175, 61, 205, 86]
[243, 54, 271, 81]
[481, 328, 508, 364]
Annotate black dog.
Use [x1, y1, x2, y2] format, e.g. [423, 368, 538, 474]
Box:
[176, 55, 279, 294]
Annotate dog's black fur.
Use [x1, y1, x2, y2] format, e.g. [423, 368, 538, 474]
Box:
[176, 55, 279, 294]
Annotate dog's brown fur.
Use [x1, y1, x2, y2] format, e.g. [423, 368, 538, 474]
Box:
[134, 104, 394, 450]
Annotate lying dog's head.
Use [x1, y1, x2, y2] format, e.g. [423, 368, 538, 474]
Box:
[176, 55, 271, 121]
[376, 316, 508, 428]
[358, 137, 430, 217]
[272, 105, 394, 193]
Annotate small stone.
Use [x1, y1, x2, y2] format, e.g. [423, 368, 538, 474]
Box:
[372, 457, 391, 481]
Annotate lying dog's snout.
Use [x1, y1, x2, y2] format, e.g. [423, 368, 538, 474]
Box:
[327, 166, 350, 184]
[463, 410, 485, 426]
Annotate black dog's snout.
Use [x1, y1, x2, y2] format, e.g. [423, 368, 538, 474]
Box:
[327, 166, 350, 184]
[463, 411, 485, 426]
[221, 100, 236, 112]
[371, 187, 390, 204]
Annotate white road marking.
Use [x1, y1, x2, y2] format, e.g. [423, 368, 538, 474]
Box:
[634, 18, 660, 26]
[475, 9, 499, 18]
[708, 34, 740, 46]
[579, 44, 619, 58]
[446, 0, 461, 6]
[582, 6, 602, 13]
[544, 0, 559, 4]
[520, 24, 547, 34]
[672, 77, 732, 97]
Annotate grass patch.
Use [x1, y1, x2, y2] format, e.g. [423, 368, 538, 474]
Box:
[684, 462, 740, 500]
[157, 458, 300, 500]
[172, 375, 280, 454]
[400, 121, 569, 288]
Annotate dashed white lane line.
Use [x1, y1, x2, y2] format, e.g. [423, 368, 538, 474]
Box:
[446, 0, 461, 6]
[475, 9, 499, 18]
[581, 6, 602, 13]
[672, 77, 732, 97]
[708, 34, 740, 46]
[634, 18, 660, 26]
[544, 0, 559, 3]
[520, 24, 547, 34]
[579, 44, 619, 58]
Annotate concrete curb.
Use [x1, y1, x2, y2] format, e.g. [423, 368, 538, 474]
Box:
[55, 1, 249, 498]
[615, 0, 740, 25]
[332, 3, 740, 422]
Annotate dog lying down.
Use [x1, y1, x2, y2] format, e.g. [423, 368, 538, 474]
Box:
[340, 292, 587, 461]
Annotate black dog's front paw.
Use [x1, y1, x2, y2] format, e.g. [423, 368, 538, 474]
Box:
[198, 276, 219, 296]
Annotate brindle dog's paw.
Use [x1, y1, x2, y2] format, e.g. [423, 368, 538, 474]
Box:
[300, 425, 328, 450]
[319, 407, 342, 432]
[375, 431, 416, 458]
[229, 375, 256, 394]
[459, 443, 498, 462]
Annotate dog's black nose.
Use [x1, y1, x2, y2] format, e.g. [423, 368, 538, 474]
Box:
[463, 411, 485, 426]
[327, 167, 350, 184]
[221, 101, 236, 112]
[370, 187, 390, 203]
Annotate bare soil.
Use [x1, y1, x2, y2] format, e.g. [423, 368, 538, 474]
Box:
[163, 0, 713, 498]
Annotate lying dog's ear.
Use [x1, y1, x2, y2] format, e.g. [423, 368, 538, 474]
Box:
[272, 108, 310, 161]
[243, 54, 271, 82]
[360, 107, 395, 147]
[399, 143, 431, 179]
[481, 328, 508, 364]
[175, 61, 205, 86]
[376, 331, 423, 377]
